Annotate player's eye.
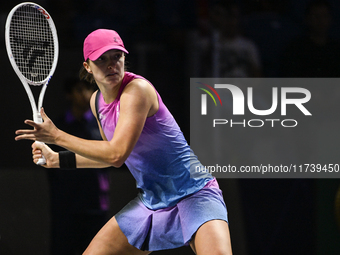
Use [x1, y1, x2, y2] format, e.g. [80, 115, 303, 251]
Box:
[114, 53, 122, 60]
[95, 56, 106, 63]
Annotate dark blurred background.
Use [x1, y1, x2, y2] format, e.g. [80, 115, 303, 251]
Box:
[1, 0, 340, 254]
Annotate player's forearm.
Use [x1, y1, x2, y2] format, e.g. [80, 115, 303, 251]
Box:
[75, 154, 111, 168]
[54, 129, 125, 167]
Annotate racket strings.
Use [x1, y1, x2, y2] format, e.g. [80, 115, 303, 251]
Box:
[9, 4, 55, 84]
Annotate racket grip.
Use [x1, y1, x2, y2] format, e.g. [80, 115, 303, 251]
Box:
[33, 112, 46, 165]
[37, 155, 46, 165]
[35, 141, 46, 165]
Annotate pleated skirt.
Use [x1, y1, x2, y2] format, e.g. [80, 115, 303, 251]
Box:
[115, 178, 228, 251]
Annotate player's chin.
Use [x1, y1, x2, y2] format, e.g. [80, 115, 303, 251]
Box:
[106, 74, 122, 82]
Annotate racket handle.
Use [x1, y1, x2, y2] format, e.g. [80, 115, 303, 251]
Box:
[37, 155, 46, 165]
[33, 112, 46, 165]
[33, 112, 43, 124]
[35, 141, 46, 165]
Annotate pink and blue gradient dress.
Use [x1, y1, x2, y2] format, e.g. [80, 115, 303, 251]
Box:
[96, 72, 228, 251]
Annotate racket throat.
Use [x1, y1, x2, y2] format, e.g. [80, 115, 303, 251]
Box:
[34, 111, 43, 124]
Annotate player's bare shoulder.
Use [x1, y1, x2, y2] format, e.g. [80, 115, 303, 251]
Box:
[124, 78, 152, 93]
[122, 78, 154, 100]
[122, 78, 159, 116]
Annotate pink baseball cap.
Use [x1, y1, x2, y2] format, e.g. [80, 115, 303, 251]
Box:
[83, 29, 129, 61]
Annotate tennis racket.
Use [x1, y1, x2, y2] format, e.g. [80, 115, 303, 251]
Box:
[5, 2, 59, 165]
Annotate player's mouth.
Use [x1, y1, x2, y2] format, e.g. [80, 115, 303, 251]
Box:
[107, 72, 118, 77]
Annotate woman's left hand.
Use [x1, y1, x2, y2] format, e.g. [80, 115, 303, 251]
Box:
[15, 108, 60, 144]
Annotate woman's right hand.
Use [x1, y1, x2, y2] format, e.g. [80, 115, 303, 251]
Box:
[32, 142, 59, 168]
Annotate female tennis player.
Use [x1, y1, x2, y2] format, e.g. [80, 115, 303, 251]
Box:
[15, 29, 232, 255]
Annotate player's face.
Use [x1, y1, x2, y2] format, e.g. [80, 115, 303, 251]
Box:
[84, 50, 125, 89]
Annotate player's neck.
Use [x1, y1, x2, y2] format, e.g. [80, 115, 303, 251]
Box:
[100, 82, 122, 104]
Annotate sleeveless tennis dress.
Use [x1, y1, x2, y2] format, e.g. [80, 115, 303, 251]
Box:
[95, 72, 228, 251]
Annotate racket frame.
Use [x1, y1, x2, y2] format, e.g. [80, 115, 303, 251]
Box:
[5, 1, 59, 123]
[5, 2, 59, 164]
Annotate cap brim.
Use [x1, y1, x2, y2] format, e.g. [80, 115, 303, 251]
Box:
[88, 45, 129, 61]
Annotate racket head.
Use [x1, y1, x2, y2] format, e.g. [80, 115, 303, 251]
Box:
[5, 2, 59, 86]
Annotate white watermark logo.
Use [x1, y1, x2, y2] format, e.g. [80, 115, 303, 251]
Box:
[199, 84, 312, 127]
